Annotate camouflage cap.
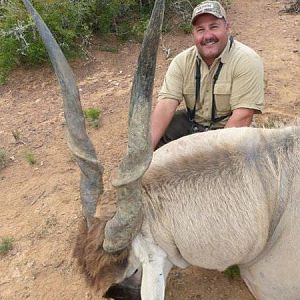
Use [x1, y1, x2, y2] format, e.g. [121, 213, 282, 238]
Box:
[191, 1, 227, 24]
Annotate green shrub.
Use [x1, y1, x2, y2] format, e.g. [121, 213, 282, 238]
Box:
[0, 0, 93, 83]
[84, 107, 101, 128]
[0, 148, 8, 169]
[179, 21, 192, 34]
[223, 265, 240, 280]
[0, 36, 19, 84]
[25, 150, 36, 165]
[0, 237, 14, 255]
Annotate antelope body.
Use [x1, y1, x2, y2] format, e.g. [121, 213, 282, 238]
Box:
[137, 126, 300, 299]
[22, 0, 300, 299]
[79, 126, 300, 300]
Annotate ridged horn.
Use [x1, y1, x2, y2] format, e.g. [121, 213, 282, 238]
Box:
[103, 0, 165, 252]
[21, 0, 103, 228]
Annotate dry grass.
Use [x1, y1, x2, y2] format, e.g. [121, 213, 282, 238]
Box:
[281, 0, 300, 13]
[0, 148, 8, 170]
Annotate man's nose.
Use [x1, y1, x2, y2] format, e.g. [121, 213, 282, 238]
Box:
[202, 29, 214, 40]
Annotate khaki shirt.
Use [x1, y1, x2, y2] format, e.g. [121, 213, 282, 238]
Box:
[159, 39, 264, 128]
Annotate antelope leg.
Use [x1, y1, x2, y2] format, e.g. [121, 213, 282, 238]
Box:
[133, 236, 173, 300]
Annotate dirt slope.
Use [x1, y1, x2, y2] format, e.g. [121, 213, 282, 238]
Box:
[0, 0, 299, 299]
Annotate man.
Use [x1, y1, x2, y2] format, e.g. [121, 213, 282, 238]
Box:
[151, 0, 264, 149]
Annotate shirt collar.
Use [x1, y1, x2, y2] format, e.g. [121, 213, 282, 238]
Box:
[220, 37, 234, 64]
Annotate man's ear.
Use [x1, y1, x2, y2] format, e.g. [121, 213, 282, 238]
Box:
[225, 21, 231, 31]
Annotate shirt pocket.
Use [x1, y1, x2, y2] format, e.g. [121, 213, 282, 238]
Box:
[183, 86, 196, 110]
[214, 82, 231, 113]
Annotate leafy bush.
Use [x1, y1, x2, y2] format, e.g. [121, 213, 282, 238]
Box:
[223, 265, 240, 280]
[0, 0, 93, 83]
[283, 0, 300, 13]
[84, 107, 101, 128]
[0, 237, 14, 255]
[0, 148, 8, 169]
[24, 150, 36, 165]
[0, 0, 206, 83]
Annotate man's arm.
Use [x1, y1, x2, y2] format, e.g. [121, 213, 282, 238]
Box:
[151, 98, 179, 149]
[225, 107, 255, 128]
[229, 50, 264, 123]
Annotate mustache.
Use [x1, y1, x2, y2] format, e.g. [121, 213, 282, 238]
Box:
[201, 38, 218, 45]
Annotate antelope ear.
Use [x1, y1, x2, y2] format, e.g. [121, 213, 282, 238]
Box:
[89, 252, 130, 296]
[75, 218, 130, 292]
[97, 263, 128, 296]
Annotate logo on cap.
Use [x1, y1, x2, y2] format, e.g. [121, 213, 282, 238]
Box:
[191, 1, 226, 24]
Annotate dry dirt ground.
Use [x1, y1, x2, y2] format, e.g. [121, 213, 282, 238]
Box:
[0, 0, 299, 299]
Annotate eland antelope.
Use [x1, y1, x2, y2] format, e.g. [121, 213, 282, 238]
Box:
[22, 0, 300, 299]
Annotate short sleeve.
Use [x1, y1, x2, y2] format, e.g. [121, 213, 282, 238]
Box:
[230, 54, 264, 112]
[158, 56, 184, 102]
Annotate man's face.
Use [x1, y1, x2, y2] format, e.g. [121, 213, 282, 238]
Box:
[192, 14, 229, 65]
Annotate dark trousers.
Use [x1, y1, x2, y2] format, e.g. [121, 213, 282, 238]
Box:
[156, 110, 215, 149]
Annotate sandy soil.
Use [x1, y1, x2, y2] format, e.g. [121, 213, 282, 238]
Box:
[0, 0, 299, 299]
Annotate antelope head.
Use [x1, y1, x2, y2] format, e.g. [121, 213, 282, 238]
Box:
[22, 0, 165, 298]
